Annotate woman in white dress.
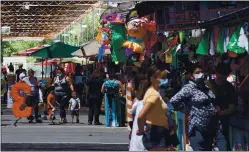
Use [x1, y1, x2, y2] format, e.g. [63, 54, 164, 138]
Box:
[129, 80, 147, 151]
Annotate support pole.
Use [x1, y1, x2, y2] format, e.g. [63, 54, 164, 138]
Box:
[42, 58, 44, 79]
[80, 20, 83, 45]
[92, 8, 95, 40]
[86, 16, 89, 42]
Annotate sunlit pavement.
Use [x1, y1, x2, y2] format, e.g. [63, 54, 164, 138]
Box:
[1, 109, 129, 151]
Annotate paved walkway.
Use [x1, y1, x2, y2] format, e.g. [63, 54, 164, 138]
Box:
[1, 113, 129, 151]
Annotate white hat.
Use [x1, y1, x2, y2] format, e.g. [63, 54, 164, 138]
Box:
[19, 72, 26, 80]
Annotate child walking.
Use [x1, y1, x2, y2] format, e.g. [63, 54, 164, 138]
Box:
[68, 91, 81, 123]
[47, 87, 59, 125]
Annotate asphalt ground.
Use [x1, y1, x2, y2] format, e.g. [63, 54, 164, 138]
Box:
[1, 108, 129, 151]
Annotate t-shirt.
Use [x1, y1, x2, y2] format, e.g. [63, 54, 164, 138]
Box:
[143, 87, 169, 129]
[7, 73, 16, 86]
[47, 93, 56, 109]
[87, 77, 104, 95]
[15, 69, 26, 82]
[69, 98, 80, 111]
[208, 80, 237, 127]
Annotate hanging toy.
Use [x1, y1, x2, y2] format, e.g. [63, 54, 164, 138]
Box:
[10, 79, 32, 126]
[97, 15, 112, 61]
[123, 10, 146, 62]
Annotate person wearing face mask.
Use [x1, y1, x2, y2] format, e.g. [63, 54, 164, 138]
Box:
[53, 68, 74, 124]
[137, 65, 173, 151]
[169, 64, 217, 151]
[207, 63, 237, 151]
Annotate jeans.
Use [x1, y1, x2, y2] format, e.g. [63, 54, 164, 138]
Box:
[27, 95, 40, 120]
[216, 128, 230, 151]
[88, 94, 102, 123]
[189, 129, 214, 151]
[55, 94, 68, 118]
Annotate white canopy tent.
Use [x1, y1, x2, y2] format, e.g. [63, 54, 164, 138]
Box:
[71, 40, 111, 57]
[61, 57, 95, 65]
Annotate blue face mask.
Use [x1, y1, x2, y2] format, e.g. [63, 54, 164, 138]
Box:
[57, 74, 63, 77]
[159, 79, 168, 87]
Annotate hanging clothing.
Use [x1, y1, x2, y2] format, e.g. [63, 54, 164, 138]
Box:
[104, 80, 120, 127]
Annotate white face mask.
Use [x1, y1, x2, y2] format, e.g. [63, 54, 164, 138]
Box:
[193, 73, 204, 80]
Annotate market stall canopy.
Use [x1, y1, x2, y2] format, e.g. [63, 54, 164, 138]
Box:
[72, 40, 111, 57]
[31, 42, 80, 58]
[12, 45, 50, 56]
[201, 7, 249, 28]
[1, 1, 101, 39]
[61, 57, 95, 65]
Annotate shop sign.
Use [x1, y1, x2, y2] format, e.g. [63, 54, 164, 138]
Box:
[200, 8, 239, 20]
[157, 22, 200, 31]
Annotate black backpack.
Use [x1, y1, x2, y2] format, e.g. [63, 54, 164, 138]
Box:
[105, 80, 119, 97]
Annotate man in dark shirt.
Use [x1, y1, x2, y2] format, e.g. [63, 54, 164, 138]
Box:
[86, 70, 104, 125]
[208, 63, 237, 151]
[15, 63, 26, 82]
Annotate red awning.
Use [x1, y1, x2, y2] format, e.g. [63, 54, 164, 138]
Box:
[39, 58, 59, 66]
[12, 45, 49, 56]
[64, 63, 75, 74]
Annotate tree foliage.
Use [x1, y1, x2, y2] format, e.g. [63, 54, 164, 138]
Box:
[1, 38, 53, 57]
[62, 8, 102, 46]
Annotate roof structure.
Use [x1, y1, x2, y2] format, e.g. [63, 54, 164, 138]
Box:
[1, 0, 101, 39]
[201, 6, 249, 28]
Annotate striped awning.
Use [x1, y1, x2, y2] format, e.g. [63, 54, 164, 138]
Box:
[12, 45, 50, 56]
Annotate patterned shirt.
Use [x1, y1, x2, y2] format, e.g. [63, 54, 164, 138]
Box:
[169, 80, 216, 135]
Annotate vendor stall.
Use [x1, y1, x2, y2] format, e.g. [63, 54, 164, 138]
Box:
[200, 7, 249, 151]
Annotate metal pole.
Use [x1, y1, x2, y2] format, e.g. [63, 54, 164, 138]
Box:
[45, 59, 48, 78]
[92, 8, 95, 40]
[42, 58, 44, 79]
[86, 16, 89, 42]
[69, 26, 71, 45]
[72, 25, 75, 46]
[80, 20, 83, 45]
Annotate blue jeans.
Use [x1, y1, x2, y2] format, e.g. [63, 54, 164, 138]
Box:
[216, 128, 230, 151]
[189, 129, 213, 151]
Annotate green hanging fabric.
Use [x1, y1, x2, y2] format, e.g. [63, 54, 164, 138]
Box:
[111, 24, 127, 62]
[179, 31, 185, 44]
[226, 24, 246, 54]
[168, 46, 177, 55]
[112, 48, 127, 63]
[196, 31, 210, 55]
[217, 27, 225, 54]
[162, 42, 166, 52]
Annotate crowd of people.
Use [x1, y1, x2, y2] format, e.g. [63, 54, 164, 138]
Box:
[128, 63, 237, 151]
[1, 60, 238, 151]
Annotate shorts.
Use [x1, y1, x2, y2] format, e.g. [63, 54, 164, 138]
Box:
[142, 124, 179, 150]
[71, 110, 79, 116]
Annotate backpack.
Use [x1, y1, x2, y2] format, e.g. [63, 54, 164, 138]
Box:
[105, 80, 119, 97]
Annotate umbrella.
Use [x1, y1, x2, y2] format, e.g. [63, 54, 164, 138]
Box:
[72, 40, 111, 57]
[31, 42, 80, 58]
[64, 63, 75, 74]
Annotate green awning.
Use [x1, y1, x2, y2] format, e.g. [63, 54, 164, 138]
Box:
[31, 42, 80, 58]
